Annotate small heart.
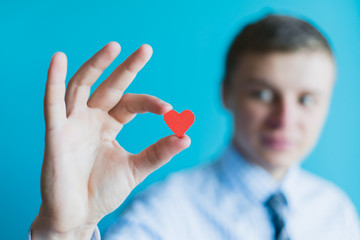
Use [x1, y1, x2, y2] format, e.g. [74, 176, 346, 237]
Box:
[164, 110, 195, 137]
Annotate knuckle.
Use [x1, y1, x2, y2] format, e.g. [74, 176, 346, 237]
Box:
[121, 93, 135, 103]
[152, 142, 163, 165]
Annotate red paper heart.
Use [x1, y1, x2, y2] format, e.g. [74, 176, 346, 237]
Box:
[164, 110, 195, 137]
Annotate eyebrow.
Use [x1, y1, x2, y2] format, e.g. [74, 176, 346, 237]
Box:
[243, 77, 322, 95]
[244, 77, 277, 89]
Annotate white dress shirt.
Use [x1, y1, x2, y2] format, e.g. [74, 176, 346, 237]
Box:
[28, 144, 360, 239]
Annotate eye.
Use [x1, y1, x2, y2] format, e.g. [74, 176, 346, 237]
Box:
[251, 89, 273, 102]
[299, 94, 314, 107]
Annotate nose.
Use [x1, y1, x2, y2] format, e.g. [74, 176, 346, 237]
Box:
[266, 97, 295, 130]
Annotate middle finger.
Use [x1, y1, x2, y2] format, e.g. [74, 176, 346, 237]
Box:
[87, 44, 153, 112]
[109, 93, 172, 125]
[64, 41, 121, 116]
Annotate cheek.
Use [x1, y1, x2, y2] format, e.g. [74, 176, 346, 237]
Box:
[298, 108, 328, 150]
[234, 101, 269, 136]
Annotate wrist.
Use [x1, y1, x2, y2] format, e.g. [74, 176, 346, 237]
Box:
[31, 213, 98, 240]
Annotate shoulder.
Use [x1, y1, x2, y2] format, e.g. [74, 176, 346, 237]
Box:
[103, 162, 220, 239]
[297, 168, 359, 220]
[298, 169, 353, 203]
[123, 159, 224, 220]
[124, 160, 220, 211]
[293, 169, 360, 237]
[138, 160, 220, 202]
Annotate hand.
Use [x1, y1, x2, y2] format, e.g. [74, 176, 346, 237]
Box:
[32, 42, 191, 239]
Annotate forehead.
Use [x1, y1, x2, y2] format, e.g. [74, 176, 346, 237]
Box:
[232, 50, 336, 93]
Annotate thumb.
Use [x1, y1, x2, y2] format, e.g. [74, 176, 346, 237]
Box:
[131, 135, 191, 183]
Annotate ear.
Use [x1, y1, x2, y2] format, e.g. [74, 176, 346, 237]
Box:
[221, 80, 231, 110]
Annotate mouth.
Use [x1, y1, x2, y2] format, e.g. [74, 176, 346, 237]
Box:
[260, 136, 293, 151]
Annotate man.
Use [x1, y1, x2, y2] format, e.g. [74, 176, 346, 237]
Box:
[28, 14, 360, 239]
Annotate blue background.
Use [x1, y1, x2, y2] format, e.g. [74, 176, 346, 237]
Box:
[1, 0, 360, 239]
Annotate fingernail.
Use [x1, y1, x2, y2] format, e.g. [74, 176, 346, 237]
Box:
[160, 101, 172, 109]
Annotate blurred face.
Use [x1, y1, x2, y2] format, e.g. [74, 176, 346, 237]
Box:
[222, 50, 336, 180]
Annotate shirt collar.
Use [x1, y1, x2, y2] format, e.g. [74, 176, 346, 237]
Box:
[218, 143, 301, 211]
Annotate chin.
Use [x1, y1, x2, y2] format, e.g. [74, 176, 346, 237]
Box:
[256, 150, 298, 170]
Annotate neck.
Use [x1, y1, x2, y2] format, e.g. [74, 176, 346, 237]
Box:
[266, 167, 288, 181]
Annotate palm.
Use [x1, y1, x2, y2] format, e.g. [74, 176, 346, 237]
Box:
[81, 108, 135, 219]
[40, 41, 191, 232]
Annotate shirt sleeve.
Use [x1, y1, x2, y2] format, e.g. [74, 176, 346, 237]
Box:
[27, 221, 101, 240]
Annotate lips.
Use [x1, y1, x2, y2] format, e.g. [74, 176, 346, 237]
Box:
[261, 136, 292, 150]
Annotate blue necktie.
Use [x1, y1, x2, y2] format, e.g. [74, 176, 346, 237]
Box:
[265, 192, 290, 240]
